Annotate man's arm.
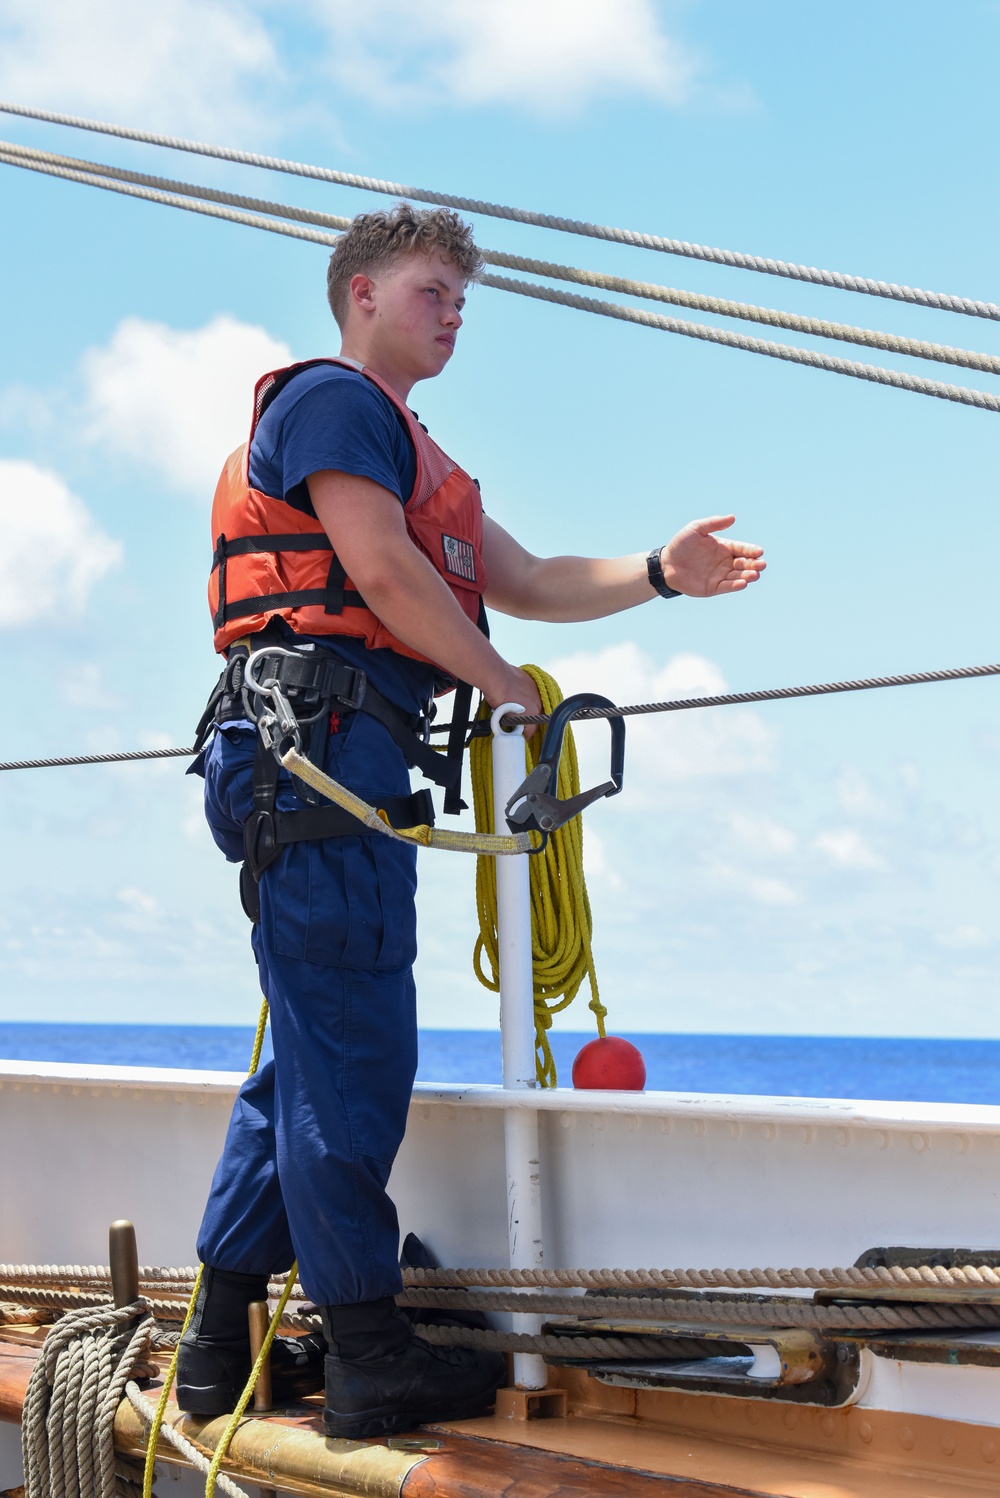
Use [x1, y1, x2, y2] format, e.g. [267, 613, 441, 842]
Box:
[307, 470, 542, 718]
[482, 514, 765, 622]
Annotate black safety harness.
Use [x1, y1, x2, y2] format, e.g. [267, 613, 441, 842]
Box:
[194, 630, 480, 922]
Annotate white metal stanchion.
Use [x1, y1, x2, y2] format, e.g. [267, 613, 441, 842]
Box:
[490, 703, 547, 1390]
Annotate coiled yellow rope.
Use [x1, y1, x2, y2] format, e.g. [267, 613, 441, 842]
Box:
[471, 666, 606, 1087]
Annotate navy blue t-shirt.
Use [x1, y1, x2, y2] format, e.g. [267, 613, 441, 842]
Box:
[248, 363, 436, 716]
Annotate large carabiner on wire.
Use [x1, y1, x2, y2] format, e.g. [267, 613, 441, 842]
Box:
[504, 693, 625, 845]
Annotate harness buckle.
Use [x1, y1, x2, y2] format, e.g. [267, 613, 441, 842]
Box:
[504, 693, 625, 844]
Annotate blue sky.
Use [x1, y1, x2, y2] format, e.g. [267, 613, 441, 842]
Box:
[0, 0, 997, 1036]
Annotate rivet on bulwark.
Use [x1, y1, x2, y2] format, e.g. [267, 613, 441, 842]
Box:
[559, 1112, 573, 1130]
[799, 1125, 814, 1145]
[982, 1439, 998, 1463]
[728, 1122, 741, 1140]
[910, 1133, 929, 1153]
[951, 1134, 969, 1154]
[858, 1421, 873, 1444]
[836, 1128, 850, 1148]
[783, 1409, 798, 1430]
[693, 1120, 706, 1137]
[626, 1115, 639, 1132]
[762, 1123, 776, 1142]
[820, 1414, 835, 1437]
[876, 1131, 890, 1150]
[660, 1118, 671, 1135]
[591, 1115, 605, 1131]
[898, 1426, 914, 1451]
[940, 1434, 957, 1456]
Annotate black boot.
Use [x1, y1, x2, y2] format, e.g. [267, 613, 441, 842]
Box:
[176, 1266, 325, 1414]
[321, 1298, 506, 1439]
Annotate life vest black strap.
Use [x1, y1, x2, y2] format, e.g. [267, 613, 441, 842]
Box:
[212, 532, 366, 628]
[212, 533, 334, 564]
[221, 587, 368, 624]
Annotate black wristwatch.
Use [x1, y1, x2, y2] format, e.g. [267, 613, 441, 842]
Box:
[646, 547, 681, 599]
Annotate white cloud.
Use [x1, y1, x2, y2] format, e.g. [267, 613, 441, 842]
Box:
[117, 886, 158, 915]
[835, 765, 885, 818]
[82, 316, 292, 498]
[61, 662, 121, 711]
[936, 925, 991, 951]
[714, 864, 799, 907]
[0, 460, 121, 627]
[310, 0, 699, 113]
[730, 812, 797, 857]
[0, 0, 278, 135]
[814, 828, 885, 871]
[544, 642, 776, 796]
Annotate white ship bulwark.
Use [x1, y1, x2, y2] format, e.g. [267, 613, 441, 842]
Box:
[5, 1059, 1000, 1496]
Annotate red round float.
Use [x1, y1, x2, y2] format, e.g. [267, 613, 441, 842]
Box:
[571, 1035, 646, 1091]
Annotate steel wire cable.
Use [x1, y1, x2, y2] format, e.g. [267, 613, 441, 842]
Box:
[1, 98, 998, 321]
[0, 662, 997, 776]
[504, 660, 1000, 727]
[2, 147, 999, 414]
[4, 139, 1000, 378]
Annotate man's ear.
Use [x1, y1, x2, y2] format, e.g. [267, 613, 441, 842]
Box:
[349, 273, 377, 312]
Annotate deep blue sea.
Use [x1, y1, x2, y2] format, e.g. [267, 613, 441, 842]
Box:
[1, 1025, 999, 1103]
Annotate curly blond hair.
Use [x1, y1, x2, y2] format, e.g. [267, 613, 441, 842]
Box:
[326, 201, 484, 328]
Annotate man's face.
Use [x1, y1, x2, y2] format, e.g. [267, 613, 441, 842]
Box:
[352, 250, 466, 385]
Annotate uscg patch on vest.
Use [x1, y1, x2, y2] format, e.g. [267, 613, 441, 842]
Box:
[441, 534, 477, 583]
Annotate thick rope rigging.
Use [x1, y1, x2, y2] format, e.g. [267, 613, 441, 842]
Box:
[2, 142, 999, 414]
[1, 98, 998, 322]
[403, 1262, 1000, 1293]
[4, 139, 1000, 379]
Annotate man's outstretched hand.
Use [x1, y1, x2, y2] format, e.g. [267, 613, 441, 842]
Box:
[661, 516, 765, 597]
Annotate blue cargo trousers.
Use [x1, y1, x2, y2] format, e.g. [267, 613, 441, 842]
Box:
[195, 711, 419, 1306]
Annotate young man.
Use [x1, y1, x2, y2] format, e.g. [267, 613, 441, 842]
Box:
[181, 203, 765, 1438]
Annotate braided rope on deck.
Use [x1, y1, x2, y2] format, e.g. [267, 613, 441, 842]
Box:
[21, 1300, 154, 1498]
[403, 1263, 1000, 1293]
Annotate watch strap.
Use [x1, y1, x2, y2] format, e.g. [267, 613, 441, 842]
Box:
[646, 547, 681, 600]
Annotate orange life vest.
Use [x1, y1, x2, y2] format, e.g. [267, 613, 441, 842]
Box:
[209, 357, 487, 676]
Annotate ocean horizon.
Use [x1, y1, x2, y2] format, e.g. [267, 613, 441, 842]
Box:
[1, 1024, 998, 1104]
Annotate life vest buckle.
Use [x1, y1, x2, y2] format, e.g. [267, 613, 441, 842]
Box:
[504, 693, 625, 844]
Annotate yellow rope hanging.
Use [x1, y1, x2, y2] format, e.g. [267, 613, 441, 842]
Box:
[470, 666, 607, 1087]
[141, 997, 298, 1498]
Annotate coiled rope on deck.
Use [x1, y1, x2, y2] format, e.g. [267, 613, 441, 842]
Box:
[21, 1299, 155, 1498]
[2, 99, 999, 321]
[470, 666, 605, 1086]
